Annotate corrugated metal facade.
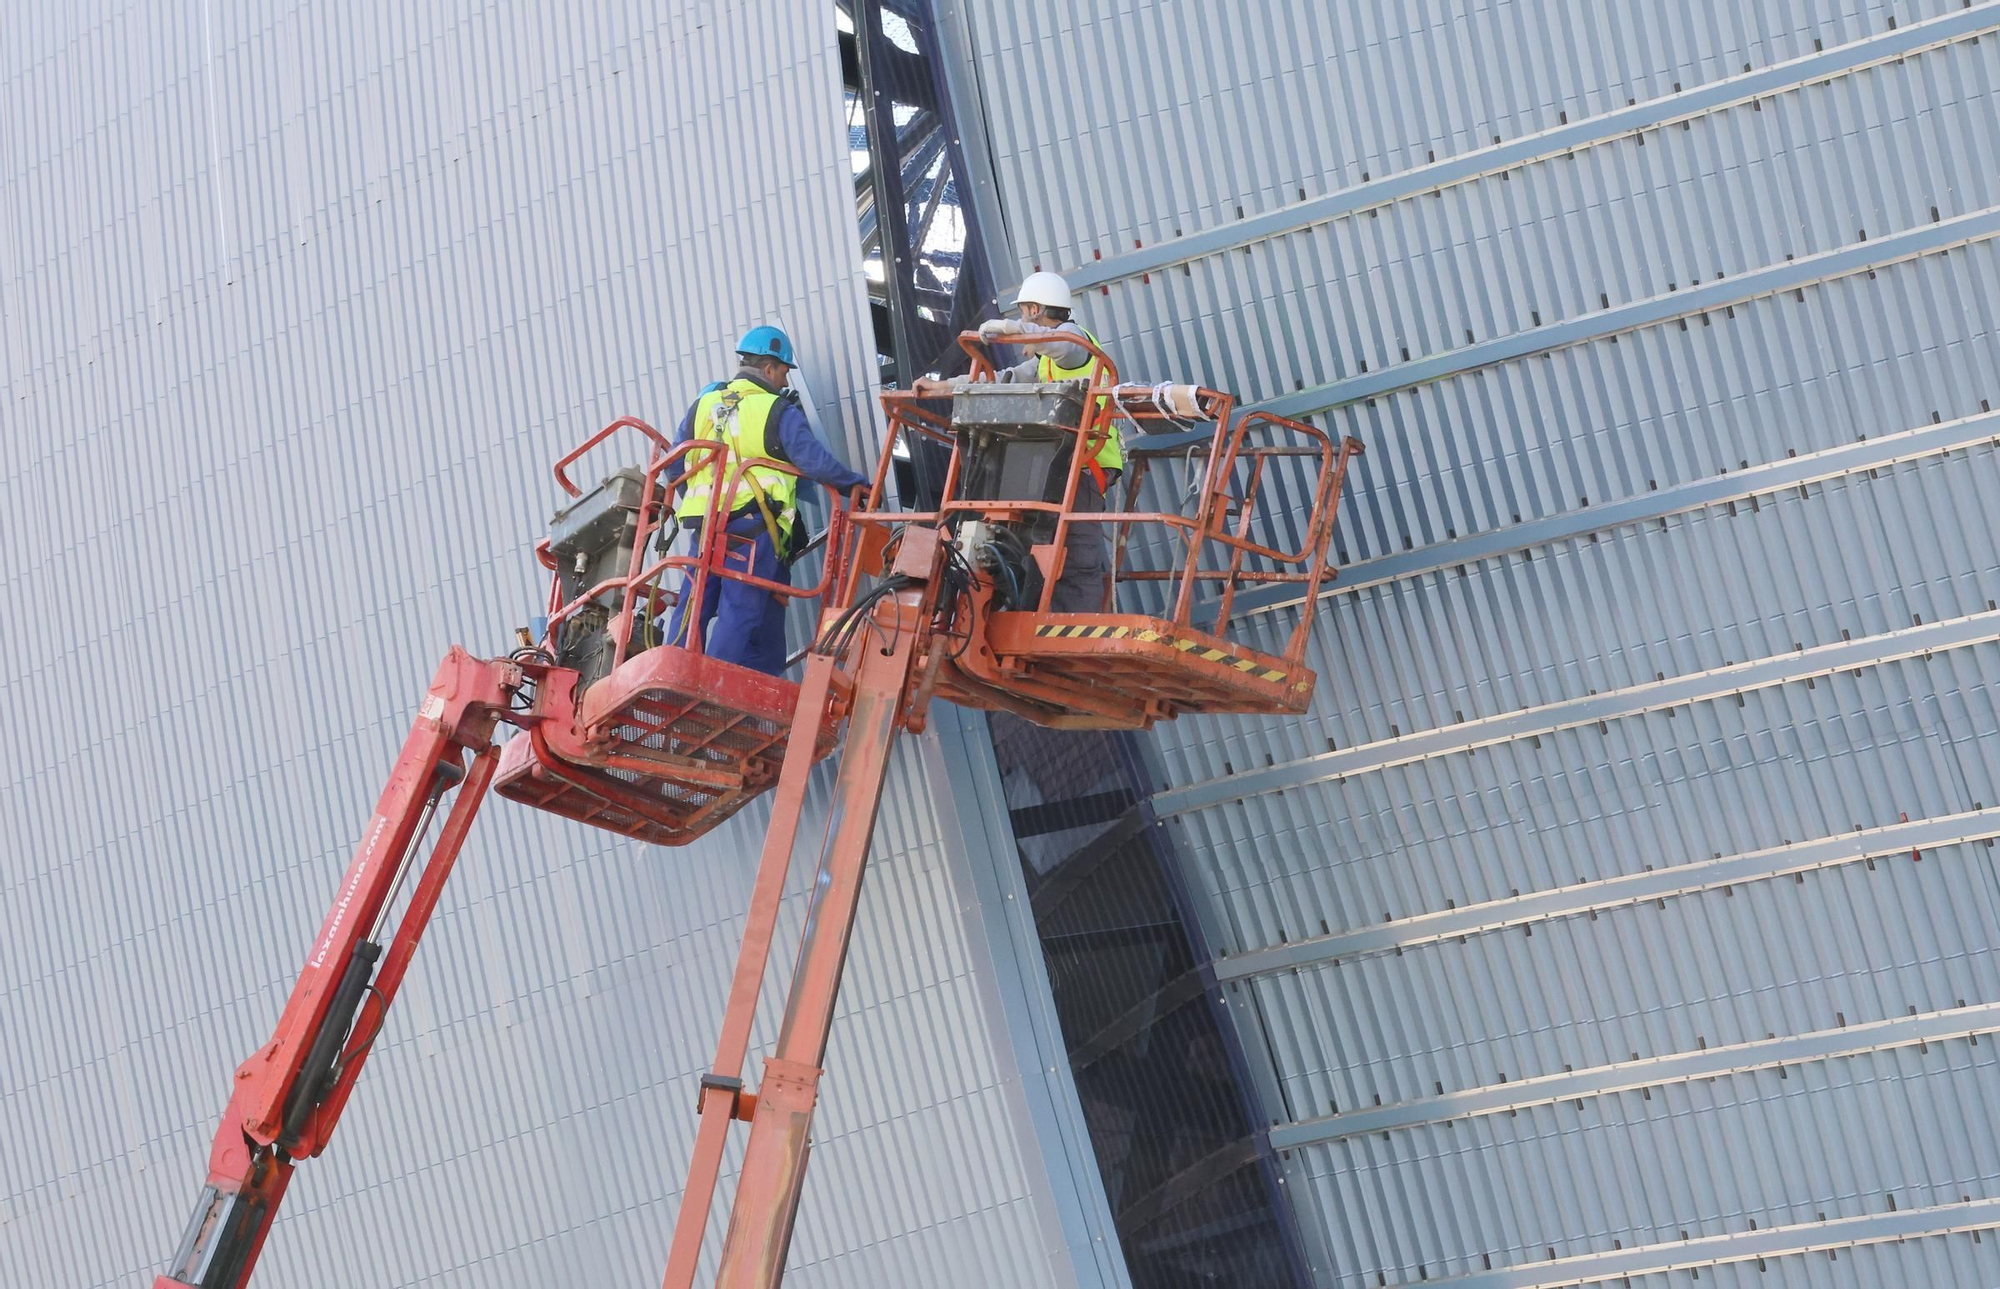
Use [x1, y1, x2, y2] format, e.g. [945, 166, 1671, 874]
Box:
[945, 0, 2000, 1285]
[1, 4, 1119, 1287]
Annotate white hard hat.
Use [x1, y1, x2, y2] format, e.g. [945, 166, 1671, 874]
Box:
[1012, 270, 1074, 311]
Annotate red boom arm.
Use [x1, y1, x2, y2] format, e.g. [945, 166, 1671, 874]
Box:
[155, 648, 527, 1289]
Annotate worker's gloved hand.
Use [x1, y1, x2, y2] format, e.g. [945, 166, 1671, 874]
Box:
[976, 317, 1019, 341]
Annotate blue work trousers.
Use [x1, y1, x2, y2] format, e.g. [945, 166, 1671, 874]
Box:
[668, 511, 793, 675]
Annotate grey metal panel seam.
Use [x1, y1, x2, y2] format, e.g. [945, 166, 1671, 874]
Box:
[1275, 1002, 2000, 1147]
[1251, 204, 2000, 421]
[1064, 1, 2000, 291]
[1158, 608, 2000, 816]
[1405, 1198, 2000, 1288]
[1216, 806, 2000, 980]
[1117, 770, 1342, 1289]
[1213, 405, 2000, 623]
[918, 704, 1133, 1289]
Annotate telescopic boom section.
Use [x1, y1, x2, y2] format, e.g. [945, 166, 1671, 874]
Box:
[660, 530, 945, 1289]
[155, 648, 527, 1289]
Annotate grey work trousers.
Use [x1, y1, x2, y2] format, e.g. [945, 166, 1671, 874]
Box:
[1049, 469, 1117, 613]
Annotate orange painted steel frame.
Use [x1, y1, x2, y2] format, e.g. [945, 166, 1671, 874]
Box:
[870, 329, 1360, 668]
[657, 337, 1362, 1286]
[153, 416, 872, 1289]
[539, 416, 860, 674]
[657, 532, 942, 1289]
[154, 647, 531, 1289]
[155, 366, 1357, 1289]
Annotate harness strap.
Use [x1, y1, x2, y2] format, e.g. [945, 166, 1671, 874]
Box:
[737, 468, 788, 554]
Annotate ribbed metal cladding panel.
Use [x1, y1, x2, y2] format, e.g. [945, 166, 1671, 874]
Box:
[1166, 435, 2000, 787]
[945, 1, 2000, 1285]
[1624, 1242, 2000, 1289]
[1088, 96, 2000, 614]
[1, 4, 1080, 1288]
[1175, 647, 2000, 968]
[961, 0, 1966, 268]
[1299, 1043, 2000, 1282]
[1255, 837, 2000, 1118]
[1083, 28, 2000, 449]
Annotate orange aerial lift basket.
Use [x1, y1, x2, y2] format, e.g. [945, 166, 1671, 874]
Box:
[854, 330, 1363, 730]
[491, 417, 852, 845]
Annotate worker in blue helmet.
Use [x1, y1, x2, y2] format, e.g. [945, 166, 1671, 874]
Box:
[663, 325, 871, 675]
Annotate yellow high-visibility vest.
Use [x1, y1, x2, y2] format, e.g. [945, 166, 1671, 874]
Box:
[674, 378, 799, 536]
[1037, 326, 1122, 472]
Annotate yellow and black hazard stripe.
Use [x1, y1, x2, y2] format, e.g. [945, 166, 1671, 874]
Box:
[1031, 622, 1289, 684]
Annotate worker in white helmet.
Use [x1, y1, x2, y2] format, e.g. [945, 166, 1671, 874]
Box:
[913, 271, 1121, 612]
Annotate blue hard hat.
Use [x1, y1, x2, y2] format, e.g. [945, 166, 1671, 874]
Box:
[735, 324, 796, 367]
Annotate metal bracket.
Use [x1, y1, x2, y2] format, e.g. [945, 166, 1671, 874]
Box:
[697, 1072, 745, 1115]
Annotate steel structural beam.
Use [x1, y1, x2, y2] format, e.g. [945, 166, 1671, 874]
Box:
[1209, 408, 2000, 624]
[1065, 3, 2000, 292]
[929, 0, 1017, 287]
[1252, 203, 2000, 422]
[1217, 808, 2000, 982]
[853, 3, 921, 385]
[1382, 1197, 2000, 1288]
[1125, 203, 2000, 466]
[1155, 609, 2000, 816]
[1274, 1000, 2000, 1149]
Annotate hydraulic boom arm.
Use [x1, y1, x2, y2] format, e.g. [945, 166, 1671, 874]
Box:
[661, 533, 942, 1289]
[155, 648, 526, 1289]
